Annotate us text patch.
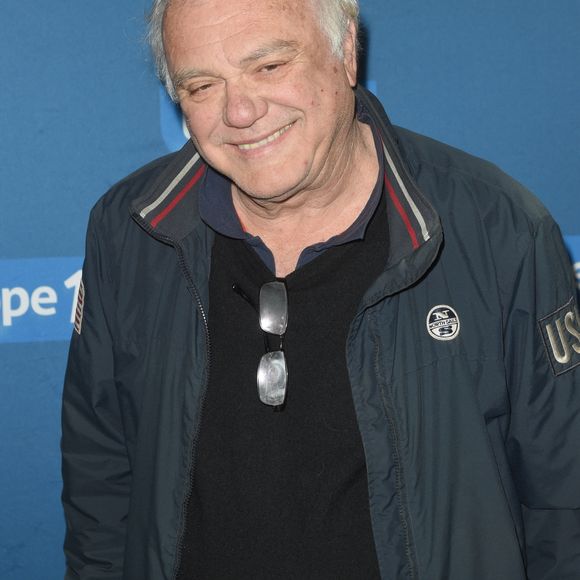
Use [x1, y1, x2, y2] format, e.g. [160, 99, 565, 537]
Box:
[539, 297, 580, 376]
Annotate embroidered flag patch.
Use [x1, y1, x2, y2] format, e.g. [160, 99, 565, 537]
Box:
[539, 297, 580, 376]
[74, 278, 85, 335]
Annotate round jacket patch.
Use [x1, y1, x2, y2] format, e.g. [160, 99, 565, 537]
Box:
[427, 305, 460, 341]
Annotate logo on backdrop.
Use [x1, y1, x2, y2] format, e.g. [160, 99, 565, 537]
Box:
[0, 257, 83, 343]
[160, 87, 190, 152]
[158, 81, 379, 152]
[565, 236, 580, 291]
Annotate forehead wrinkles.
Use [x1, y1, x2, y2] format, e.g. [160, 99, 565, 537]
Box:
[163, 3, 250, 67]
[164, 0, 318, 70]
[165, 0, 314, 34]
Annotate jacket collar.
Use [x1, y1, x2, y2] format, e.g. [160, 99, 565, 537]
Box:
[130, 87, 442, 287]
[130, 140, 206, 242]
[355, 88, 443, 298]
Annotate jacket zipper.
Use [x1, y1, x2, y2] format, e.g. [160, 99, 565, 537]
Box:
[379, 373, 417, 578]
[350, 301, 419, 580]
[171, 242, 212, 580]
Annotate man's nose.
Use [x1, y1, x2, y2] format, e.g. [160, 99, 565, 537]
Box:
[223, 81, 267, 128]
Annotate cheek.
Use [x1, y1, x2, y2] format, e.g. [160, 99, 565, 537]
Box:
[182, 103, 222, 144]
[268, 76, 322, 112]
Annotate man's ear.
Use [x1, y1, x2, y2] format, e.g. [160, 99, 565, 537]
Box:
[342, 20, 358, 87]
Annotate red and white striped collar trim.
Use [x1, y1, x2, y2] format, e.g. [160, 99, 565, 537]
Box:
[139, 152, 202, 221]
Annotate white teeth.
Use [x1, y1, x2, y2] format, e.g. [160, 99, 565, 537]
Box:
[237, 124, 292, 151]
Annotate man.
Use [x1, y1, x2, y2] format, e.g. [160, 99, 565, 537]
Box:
[61, 0, 580, 578]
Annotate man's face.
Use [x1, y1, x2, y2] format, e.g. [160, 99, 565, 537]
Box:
[163, 0, 358, 202]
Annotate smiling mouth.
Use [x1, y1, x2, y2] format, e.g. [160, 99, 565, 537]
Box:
[236, 123, 294, 151]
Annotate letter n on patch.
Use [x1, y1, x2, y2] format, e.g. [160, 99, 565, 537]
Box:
[539, 297, 580, 376]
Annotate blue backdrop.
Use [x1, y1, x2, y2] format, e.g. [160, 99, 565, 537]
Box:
[1, 1, 578, 577]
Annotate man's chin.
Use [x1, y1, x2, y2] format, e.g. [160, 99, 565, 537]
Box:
[231, 178, 305, 205]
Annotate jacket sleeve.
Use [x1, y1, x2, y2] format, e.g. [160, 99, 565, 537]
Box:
[61, 209, 130, 579]
[502, 214, 580, 579]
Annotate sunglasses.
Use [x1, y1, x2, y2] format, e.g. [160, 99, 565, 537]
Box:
[233, 281, 288, 408]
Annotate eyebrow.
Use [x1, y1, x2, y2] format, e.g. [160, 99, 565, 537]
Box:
[238, 39, 300, 66]
[173, 67, 211, 90]
[173, 39, 300, 89]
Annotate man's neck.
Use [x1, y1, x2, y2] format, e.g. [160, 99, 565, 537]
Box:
[231, 120, 379, 277]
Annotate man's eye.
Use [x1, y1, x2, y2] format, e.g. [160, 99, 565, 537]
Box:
[261, 63, 283, 73]
[192, 83, 212, 95]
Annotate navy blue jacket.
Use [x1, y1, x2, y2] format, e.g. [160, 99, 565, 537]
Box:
[62, 89, 580, 579]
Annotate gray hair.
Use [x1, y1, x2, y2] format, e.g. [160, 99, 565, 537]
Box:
[148, 0, 360, 101]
